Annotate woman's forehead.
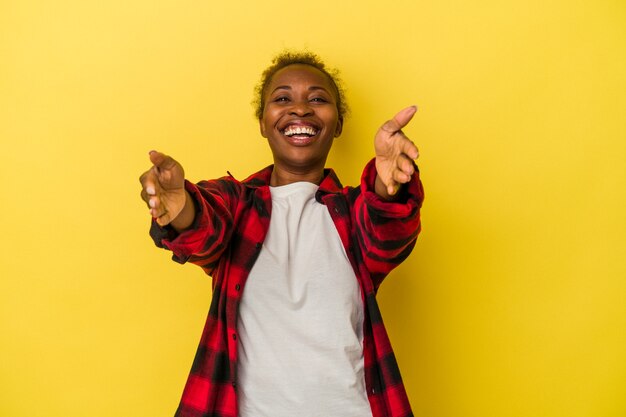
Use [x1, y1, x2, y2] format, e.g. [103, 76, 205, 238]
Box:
[267, 64, 335, 92]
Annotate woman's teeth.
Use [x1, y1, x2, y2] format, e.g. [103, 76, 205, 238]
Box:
[284, 126, 318, 136]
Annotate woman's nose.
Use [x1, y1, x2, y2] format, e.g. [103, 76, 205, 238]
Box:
[289, 100, 313, 116]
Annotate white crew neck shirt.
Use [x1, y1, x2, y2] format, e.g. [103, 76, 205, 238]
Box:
[236, 181, 372, 417]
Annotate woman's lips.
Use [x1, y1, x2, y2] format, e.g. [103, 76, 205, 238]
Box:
[280, 122, 320, 146]
[281, 130, 318, 146]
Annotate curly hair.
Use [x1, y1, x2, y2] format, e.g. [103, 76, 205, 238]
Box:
[253, 51, 348, 120]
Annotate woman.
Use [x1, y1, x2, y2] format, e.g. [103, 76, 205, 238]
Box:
[140, 51, 424, 417]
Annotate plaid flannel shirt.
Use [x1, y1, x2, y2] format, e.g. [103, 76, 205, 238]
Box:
[150, 158, 424, 417]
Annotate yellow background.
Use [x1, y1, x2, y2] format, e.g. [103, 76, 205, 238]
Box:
[1, 0, 625, 416]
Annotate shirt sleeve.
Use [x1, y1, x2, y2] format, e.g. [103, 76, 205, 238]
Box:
[149, 177, 237, 276]
[353, 158, 424, 290]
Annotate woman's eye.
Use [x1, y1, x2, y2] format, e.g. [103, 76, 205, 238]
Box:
[311, 97, 327, 103]
[274, 96, 290, 102]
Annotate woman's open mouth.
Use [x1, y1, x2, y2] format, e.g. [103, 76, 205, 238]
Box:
[280, 123, 319, 145]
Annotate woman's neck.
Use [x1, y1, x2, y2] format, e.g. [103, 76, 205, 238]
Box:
[269, 165, 324, 187]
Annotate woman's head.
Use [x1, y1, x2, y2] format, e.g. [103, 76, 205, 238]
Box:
[255, 52, 348, 176]
[253, 51, 348, 121]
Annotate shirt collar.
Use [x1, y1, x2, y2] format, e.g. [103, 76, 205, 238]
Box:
[241, 165, 344, 194]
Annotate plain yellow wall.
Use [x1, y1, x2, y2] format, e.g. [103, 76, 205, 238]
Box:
[1, 0, 625, 416]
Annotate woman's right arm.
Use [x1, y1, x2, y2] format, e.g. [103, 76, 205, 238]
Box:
[139, 150, 195, 231]
[139, 150, 236, 274]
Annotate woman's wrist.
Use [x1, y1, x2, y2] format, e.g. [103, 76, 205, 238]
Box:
[170, 191, 196, 232]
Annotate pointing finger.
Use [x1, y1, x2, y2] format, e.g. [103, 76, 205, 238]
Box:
[149, 150, 178, 171]
[381, 105, 418, 134]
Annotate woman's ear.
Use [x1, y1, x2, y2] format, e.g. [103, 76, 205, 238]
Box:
[259, 118, 267, 138]
[334, 117, 343, 137]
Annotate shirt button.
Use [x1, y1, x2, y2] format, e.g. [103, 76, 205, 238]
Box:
[255, 243, 262, 250]
[232, 381, 237, 388]
[232, 333, 237, 340]
[235, 284, 241, 291]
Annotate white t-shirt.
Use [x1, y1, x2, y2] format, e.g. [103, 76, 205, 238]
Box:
[236, 181, 372, 417]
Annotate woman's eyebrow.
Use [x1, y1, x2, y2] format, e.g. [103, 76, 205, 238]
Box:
[271, 86, 291, 94]
[271, 85, 330, 94]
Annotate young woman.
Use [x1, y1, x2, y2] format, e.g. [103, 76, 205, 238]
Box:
[140, 51, 424, 417]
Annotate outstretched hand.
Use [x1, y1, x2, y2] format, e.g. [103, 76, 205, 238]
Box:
[374, 106, 419, 198]
[139, 151, 188, 227]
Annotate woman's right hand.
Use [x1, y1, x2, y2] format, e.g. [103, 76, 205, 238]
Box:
[139, 151, 192, 228]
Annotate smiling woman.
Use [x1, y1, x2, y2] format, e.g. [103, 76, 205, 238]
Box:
[260, 64, 344, 185]
[139, 50, 425, 417]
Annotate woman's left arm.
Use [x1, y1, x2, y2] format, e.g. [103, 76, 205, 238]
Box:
[349, 106, 424, 290]
[374, 106, 420, 200]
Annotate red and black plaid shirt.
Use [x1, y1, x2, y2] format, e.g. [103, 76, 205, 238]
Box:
[150, 158, 424, 417]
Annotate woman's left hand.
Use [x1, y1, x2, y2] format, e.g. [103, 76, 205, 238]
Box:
[374, 105, 420, 198]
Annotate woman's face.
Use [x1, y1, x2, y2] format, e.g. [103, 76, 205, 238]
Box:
[259, 64, 343, 173]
